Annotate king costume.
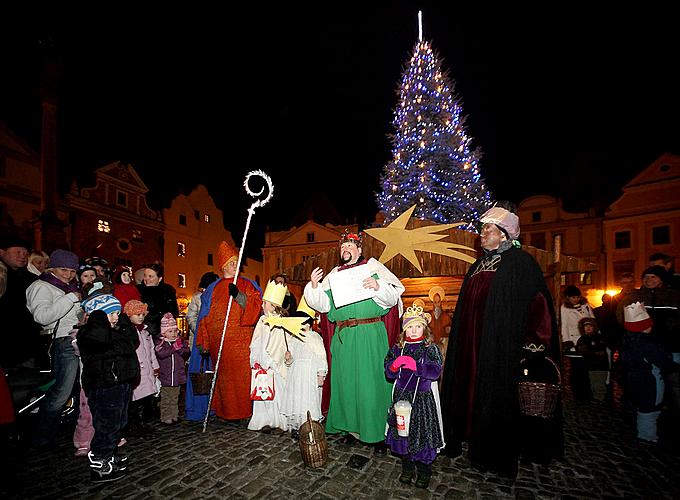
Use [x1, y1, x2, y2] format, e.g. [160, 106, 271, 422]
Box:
[304, 256, 404, 444]
[440, 206, 563, 477]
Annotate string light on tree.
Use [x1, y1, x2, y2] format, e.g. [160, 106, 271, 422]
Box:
[377, 11, 492, 227]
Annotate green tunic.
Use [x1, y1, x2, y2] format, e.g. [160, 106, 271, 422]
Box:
[324, 284, 392, 443]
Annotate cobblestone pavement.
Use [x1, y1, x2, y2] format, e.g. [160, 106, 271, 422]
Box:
[5, 377, 680, 499]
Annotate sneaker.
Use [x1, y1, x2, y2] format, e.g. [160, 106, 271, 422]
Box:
[118, 438, 127, 447]
[74, 447, 89, 457]
[88, 453, 127, 483]
[113, 454, 128, 471]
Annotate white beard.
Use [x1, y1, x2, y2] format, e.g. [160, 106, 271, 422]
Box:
[433, 306, 442, 320]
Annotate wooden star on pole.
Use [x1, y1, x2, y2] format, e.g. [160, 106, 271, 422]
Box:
[364, 205, 476, 272]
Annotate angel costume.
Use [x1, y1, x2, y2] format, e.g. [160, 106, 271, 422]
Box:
[248, 314, 288, 431]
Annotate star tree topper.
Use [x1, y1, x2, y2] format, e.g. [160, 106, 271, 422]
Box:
[364, 205, 476, 272]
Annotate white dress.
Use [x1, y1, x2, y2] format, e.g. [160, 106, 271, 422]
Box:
[247, 314, 288, 431]
[281, 330, 328, 430]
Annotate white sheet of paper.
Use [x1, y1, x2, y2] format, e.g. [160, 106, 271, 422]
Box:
[327, 266, 376, 308]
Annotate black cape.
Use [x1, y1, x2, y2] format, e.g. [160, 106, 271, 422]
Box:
[441, 246, 563, 476]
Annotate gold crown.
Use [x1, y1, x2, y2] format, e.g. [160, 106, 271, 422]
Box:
[339, 228, 363, 246]
[296, 296, 317, 319]
[523, 343, 546, 353]
[262, 280, 287, 307]
[404, 305, 424, 319]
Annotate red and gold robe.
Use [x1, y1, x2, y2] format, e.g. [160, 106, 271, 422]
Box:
[196, 277, 262, 419]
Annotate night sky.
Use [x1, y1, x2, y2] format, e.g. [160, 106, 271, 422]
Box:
[1, 5, 677, 258]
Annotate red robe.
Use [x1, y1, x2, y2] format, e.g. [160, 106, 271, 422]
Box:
[196, 278, 262, 419]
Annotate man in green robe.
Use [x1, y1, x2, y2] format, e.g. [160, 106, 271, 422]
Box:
[304, 231, 404, 452]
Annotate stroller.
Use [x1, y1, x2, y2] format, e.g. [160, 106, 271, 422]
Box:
[2, 365, 77, 444]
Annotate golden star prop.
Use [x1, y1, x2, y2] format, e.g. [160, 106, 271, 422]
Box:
[264, 316, 307, 341]
[364, 205, 477, 272]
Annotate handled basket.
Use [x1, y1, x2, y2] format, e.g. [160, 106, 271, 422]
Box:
[189, 355, 213, 396]
[518, 356, 561, 419]
[298, 410, 328, 468]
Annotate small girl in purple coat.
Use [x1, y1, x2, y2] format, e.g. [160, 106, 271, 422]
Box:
[155, 313, 190, 424]
[385, 305, 445, 489]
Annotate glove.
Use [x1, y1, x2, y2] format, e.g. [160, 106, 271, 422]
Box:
[392, 355, 417, 372]
[228, 283, 239, 298]
[172, 338, 183, 350]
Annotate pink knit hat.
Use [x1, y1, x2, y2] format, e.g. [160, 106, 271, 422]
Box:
[160, 312, 178, 335]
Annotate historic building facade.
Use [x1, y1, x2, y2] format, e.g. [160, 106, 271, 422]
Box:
[66, 162, 165, 270]
[603, 153, 680, 286]
[163, 184, 262, 312]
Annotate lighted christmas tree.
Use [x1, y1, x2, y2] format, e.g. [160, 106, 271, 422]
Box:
[377, 33, 493, 228]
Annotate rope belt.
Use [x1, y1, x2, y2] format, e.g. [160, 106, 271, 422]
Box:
[336, 317, 382, 332]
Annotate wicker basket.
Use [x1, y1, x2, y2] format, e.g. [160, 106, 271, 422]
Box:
[299, 411, 328, 468]
[518, 357, 561, 419]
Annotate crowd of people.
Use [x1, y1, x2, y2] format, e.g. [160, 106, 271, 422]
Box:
[1, 207, 678, 489]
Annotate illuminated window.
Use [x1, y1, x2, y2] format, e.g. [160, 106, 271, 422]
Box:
[177, 242, 186, 257]
[204, 214, 210, 223]
[178, 273, 186, 288]
[97, 220, 111, 233]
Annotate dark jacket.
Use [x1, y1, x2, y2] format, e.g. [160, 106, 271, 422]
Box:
[621, 331, 673, 412]
[576, 333, 610, 371]
[155, 338, 189, 387]
[137, 282, 179, 338]
[0, 266, 40, 367]
[620, 287, 680, 353]
[77, 311, 140, 390]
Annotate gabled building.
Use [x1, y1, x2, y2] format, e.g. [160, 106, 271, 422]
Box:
[163, 184, 262, 312]
[603, 153, 680, 286]
[66, 161, 165, 269]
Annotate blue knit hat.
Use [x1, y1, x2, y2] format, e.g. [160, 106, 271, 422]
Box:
[83, 294, 121, 315]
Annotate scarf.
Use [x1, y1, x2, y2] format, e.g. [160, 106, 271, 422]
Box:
[39, 272, 80, 295]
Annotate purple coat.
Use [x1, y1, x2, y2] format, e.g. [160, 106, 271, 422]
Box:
[155, 338, 190, 387]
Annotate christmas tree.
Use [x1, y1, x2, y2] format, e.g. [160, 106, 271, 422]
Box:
[377, 36, 493, 228]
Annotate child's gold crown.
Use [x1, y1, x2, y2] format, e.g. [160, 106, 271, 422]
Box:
[262, 280, 287, 307]
[402, 305, 428, 330]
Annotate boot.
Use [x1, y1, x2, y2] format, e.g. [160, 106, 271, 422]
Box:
[88, 452, 127, 483]
[415, 462, 432, 489]
[399, 456, 415, 484]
